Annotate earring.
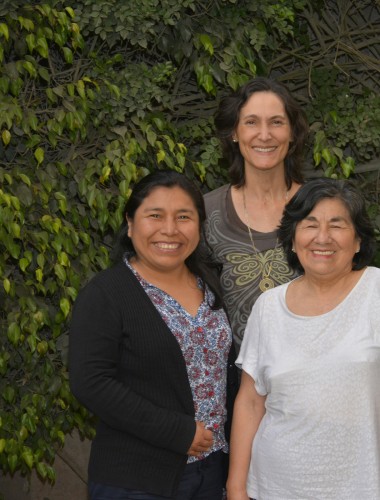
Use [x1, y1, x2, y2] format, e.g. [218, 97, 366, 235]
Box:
[291, 247, 296, 253]
[232, 138, 238, 143]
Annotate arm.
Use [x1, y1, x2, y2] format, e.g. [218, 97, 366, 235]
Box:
[69, 278, 196, 455]
[226, 370, 266, 500]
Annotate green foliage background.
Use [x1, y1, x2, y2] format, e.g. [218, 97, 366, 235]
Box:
[0, 0, 379, 482]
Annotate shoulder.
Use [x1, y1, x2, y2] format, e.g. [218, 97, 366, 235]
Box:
[87, 261, 133, 286]
[204, 183, 230, 201]
[78, 262, 138, 302]
[366, 266, 380, 278]
[364, 267, 380, 333]
[204, 184, 230, 212]
[357, 266, 380, 289]
[364, 266, 380, 291]
[72, 262, 149, 322]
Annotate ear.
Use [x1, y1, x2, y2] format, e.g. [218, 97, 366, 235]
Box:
[126, 216, 133, 238]
[356, 237, 361, 254]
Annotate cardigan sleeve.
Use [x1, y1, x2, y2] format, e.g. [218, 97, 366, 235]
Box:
[68, 276, 196, 456]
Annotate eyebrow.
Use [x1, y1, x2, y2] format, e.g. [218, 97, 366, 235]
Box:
[143, 207, 195, 213]
[241, 113, 287, 120]
[303, 215, 350, 223]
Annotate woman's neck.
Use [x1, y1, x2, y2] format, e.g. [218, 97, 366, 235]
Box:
[130, 257, 190, 286]
[129, 257, 203, 317]
[231, 168, 299, 232]
[287, 268, 365, 316]
[300, 268, 363, 295]
[243, 167, 290, 202]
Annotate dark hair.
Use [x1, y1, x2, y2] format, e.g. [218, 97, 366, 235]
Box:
[112, 169, 224, 308]
[214, 77, 309, 188]
[278, 178, 376, 273]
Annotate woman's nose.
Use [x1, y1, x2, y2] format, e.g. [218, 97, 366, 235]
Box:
[314, 226, 331, 243]
[257, 123, 271, 140]
[160, 218, 178, 234]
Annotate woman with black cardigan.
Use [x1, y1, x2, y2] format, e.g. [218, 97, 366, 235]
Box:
[69, 170, 237, 500]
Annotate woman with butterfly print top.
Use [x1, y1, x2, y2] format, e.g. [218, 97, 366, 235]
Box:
[205, 77, 308, 354]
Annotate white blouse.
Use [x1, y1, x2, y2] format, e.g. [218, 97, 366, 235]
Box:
[237, 266, 380, 499]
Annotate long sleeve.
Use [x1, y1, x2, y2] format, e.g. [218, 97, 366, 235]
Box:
[69, 263, 196, 456]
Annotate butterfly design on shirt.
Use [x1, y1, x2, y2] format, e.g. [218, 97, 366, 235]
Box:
[225, 247, 293, 290]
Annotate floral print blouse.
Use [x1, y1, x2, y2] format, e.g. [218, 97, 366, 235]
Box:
[125, 257, 232, 462]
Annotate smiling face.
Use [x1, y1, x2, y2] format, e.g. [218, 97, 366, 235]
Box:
[233, 91, 292, 173]
[293, 197, 361, 280]
[127, 186, 200, 274]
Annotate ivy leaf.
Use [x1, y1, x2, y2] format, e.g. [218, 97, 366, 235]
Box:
[19, 258, 30, 272]
[65, 7, 75, 18]
[36, 37, 49, 58]
[36, 462, 48, 479]
[2, 129, 11, 145]
[76, 79, 85, 98]
[3, 386, 16, 404]
[156, 149, 165, 163]
[8, 454, 19, 473]
[3, 278, 11, 293]
[54, 263, 66, 282]
[341, 157, 355, 178]
[18, 426, 28, 441]
[199, 34, 214, 55]
[0, 22, 9, 40]
[23, 61, 37, 78]
[62, 47, 73, 64]
[59, 298, 70, 318]
[18, 173, 31, 186]
[37, 341, 48, 356]
[6, 237, 21, 259]
[146, 128, 157, 146]
[38, 66, 50, 82]
[34, 147, 44, 165]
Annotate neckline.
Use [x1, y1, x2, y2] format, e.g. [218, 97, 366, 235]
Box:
[283, 267, 369, 319]
[226, 185, 278, 237]
[125, 257, 206, 319]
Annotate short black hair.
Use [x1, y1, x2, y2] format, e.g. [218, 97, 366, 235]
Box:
[278, 178, 376, 273]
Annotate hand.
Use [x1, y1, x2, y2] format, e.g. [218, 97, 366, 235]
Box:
[187, 421, 213, 456]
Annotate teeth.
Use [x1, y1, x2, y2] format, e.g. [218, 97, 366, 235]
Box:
[156, 243, 180, 249]
[313, 250, 334, 255]
[253, 147, 276, 152]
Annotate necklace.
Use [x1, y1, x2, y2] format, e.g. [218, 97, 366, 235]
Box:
[242, 187, 288, 292]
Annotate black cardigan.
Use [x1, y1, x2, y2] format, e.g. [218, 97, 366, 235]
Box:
[69, 262, 197, 497]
